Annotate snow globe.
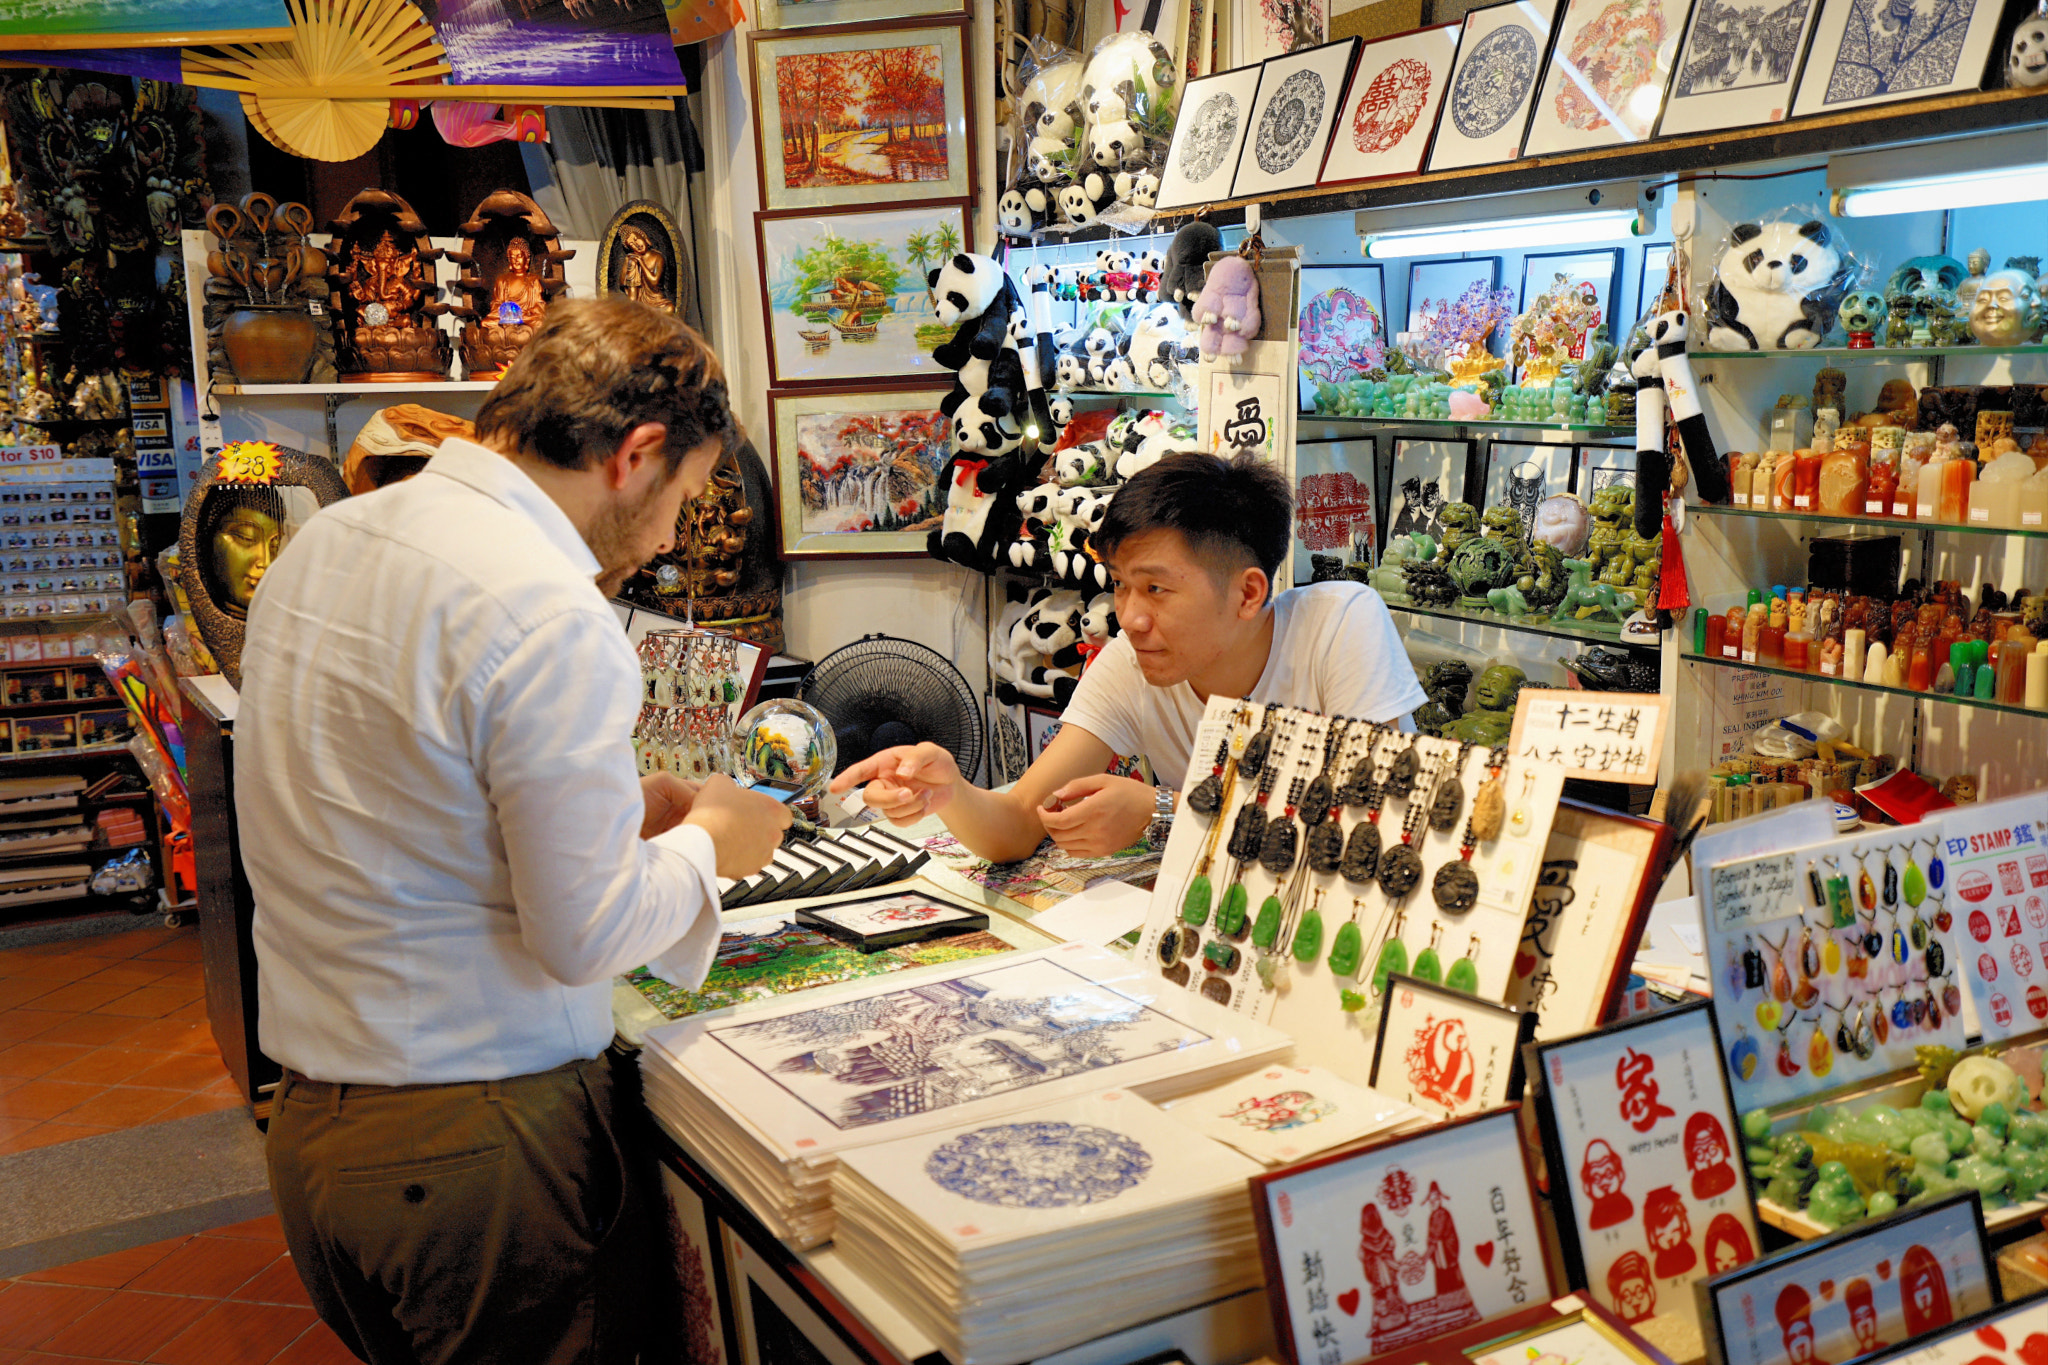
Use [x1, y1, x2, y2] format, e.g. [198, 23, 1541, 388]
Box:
[735, 699, 836, 803]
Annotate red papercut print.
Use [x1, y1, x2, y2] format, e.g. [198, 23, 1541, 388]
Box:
[1360, 1191, 1482, 1353]
[1845, 1278, 1888, 1355]
[1406, 1017, 1476, 1111]
[1297, 471, 1373, 551]
[1685, 1112, 1737, 1199]
[1581, 1138, 1634, 1229]
[1901, 1245, 1954, 1336]
[1704, 1212, 1754, 1274]
[1550, 0, 1668, 138]
[1379, 1166, 1416, 1213]
[1643, 1186, 1696, 1278]
[1352, 58, 1433, 154]
[1607, 1250, 1655, 1323]
[1616, 1047, 1675, 1133]
[1778, 1284, 1832, 1365]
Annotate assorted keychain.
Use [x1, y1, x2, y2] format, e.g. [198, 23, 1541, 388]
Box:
[632, 629, 740, 778]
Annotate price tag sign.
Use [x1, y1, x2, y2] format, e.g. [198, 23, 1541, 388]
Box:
[1507, 689, 1666, 786]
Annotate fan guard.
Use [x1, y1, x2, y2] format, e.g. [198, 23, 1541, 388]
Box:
[798, 634, 983, 783]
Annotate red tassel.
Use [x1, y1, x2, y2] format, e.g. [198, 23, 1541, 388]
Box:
[1656, 502, 1690, 613]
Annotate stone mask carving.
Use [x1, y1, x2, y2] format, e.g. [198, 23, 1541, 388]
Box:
[1884, 256, 1968, 347]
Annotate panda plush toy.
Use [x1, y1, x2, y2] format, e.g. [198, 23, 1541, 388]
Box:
[1016, 590, 1088, 706]
[1057, 178, 1116, 226]
[926, 253, 1039, 571]
[1704, 220, 1856, 351]
[1077, 591, 1119, 672]
[997, 178, 1054, 237]
[2011, 10, 2048, 86]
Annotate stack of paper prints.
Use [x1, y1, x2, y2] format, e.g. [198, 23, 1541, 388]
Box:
[833, 1089, 1266, 1363]
[638, 943, 1292, 1246]
[1160, 1064, 1428, 1165]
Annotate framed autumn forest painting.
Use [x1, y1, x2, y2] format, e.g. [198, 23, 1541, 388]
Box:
[749, 18, 974, 212]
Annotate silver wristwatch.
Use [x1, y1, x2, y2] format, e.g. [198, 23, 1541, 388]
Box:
[1144, 785, 1175, 850]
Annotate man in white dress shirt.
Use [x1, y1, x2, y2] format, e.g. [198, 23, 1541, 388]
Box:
[237, 298, 789, 1365]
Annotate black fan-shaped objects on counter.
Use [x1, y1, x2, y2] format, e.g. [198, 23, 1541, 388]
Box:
[799, 634, 985, 784]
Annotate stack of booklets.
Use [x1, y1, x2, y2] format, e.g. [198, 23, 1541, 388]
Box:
[715, 824, 929, 908]
[639, 943, 1291, 1248]
[832, 1088, 1265, 1363]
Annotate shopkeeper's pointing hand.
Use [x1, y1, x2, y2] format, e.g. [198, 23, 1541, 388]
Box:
[831, 742, 961, 822]
[1039, 773, 1155, 859]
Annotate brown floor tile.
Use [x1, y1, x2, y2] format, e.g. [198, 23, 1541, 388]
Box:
[128, 1236, 281, 1299]
[0, 1012, 53, 1046]
[8, 1012, 79, 1043]
[0, 1114, 38, 1142]
[0, 1281, 113, 1350]
[30, 1012, 153, 1048]
[39, 1288, 215, 1361]
[59, 1084, 187, 1129]
[0, 1120, 113, 1153]
[70, 928, 180, 959]
[269, 1323, 361, 1365]
[147, 1300, 317, 1365]
[0, 1041, 92, 1081]
[207, 1214, 286, 1243]
[25, 979, 142, 1014]
[135, 940, 205, 965]
[167, 999, 213, 1023]
[41, 1045, 166, 1087]
[79, 959, 186, 988]
[120, 1019, 212, 1054]
[124, 1051, 232, 1092]
[0, 979, 61, 1010]
[95, 985, 197, 1019]
[19, 1233, 187, 1289]
[0, 1077, 102, 1120]
[229, 1255, 312, 1308]
[155, 1091, 247, 1122]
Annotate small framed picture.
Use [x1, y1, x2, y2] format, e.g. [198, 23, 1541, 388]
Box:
[1427, 0, 1560, 172]
[749, 19, 973, 212]
[1161, 1063, 1423, 1167]
[1294, 438, 1380, 582]
[1251, 1106, 1557, 1365]
[1231, 38, 1362, 198]
[14, 715, 76, 751]
[1638, 243, 1677, 319]
[1317, 24, 1461, 187]
[1529, 999, 1763, 1332]
[1464, 1300, 1681, 1365]
[1386, 437, 1475, 551]
[1369, 973, 1536, 1121]
[1522, 0, 1689, 154]
[1841, 1293, 2048, 1365]
[1578, 444, 1636, 495]
[1659, 0, 1822, 135]
[1481, 440, 1576, 534]
[794, 891, 990, 951]
[1791, 0, 2006, 117]
[74, 708, 136, 749]
[1156, 65, 1263, 211]
[1518, 248, 1623, 371]
[1297, 265, 1389, 410]
[768, 385, 952, 558]
[1696, 1190, 1998, 1365]
[1026, 707, 1063, 757]
[1406, 256, 1503, 337]
[752, 0, 964, 28]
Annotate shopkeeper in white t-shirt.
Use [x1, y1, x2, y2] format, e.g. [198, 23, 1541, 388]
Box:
[832, 450, 1427, 860]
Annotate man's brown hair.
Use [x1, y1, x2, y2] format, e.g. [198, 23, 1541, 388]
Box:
[475, 296, 734, 475]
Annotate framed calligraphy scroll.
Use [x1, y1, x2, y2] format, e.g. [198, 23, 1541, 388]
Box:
[1252, 1106, 1557, 1365]
[1529, 999, 1762, 1333]
[1503, 801, 1672, 1040]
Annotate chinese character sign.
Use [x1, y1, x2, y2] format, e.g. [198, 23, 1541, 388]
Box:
[1508, 690, 1666, 786]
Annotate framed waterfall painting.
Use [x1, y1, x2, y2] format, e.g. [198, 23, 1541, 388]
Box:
[769, 385, 951, 558]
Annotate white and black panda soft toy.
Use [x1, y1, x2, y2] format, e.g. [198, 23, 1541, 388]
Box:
[2011, 7, 2048, 86]
[1056, 178, 1117, 227]
[997, 178, 1055, 237]
[926, 253, 1038, 572]
[1704, 219, 1856, 351]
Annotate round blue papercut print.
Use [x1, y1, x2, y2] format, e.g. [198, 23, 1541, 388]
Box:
[924, 1122, 1153, 1209]
[1450, 24, 1539, 140]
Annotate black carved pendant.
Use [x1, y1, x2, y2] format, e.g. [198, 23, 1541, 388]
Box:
[1341, 822, 1382, 883]
[1433, 860, 1480, 913]
[1186, 773, 1224, 817]
[1228, 802, 1268, 861]
[1926, 939, 1946, 976]
[1337, 758, 1378, 807]
[1156, 924, 1183, 966]
[1308, 821, 1345, 874]
[1378, 842, 1424, 897]
[1260, 818, 1300, 876]
[1302, 775, 1335, 825]
[1430, 778, 1464, 833]
[1241, 727, 1275, 781]
[1383, 747, 1420, 798]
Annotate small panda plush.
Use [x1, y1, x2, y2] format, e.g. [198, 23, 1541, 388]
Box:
[1027, 135, 1075, 186]
[1009, 482, 1061, 571]
[1053, 443, 1107, 486]
[1102, 354, 1137, 390]
[950, 390, 1024, 456]
[1087, 119, 1144, 171]
[2011, 11, 2048, 86]
[1117, 424, 1197, 481]
[1018, 589, 1087, 705]
[1033, 103, 1078, 142]
[1053, 346, 1090, 391]
[1046, 393, 1074, 435]
[1077, 591, 1119, 670]
[1057, 179, 1115, 226]
[1116, 169, 1161, 211]
[998, 179, 1054, 236]
[989, 589, 1047, 707]
[928, 253, 1013, 333]
[1704, 220, 1854, 351]
[1052, 490, 1113, 591]
[931, 453, 1029, 572]
[1126, 301, 1188, 380]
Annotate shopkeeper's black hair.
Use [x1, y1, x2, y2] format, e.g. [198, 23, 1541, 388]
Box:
[1095, 450, 1291, 599]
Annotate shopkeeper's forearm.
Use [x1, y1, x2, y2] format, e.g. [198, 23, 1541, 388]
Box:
[928, 779, 1054, 865]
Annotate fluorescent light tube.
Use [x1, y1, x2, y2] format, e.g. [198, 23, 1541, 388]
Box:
[1364, 207, 1644, 259]
[1832, 164, 2048, 218]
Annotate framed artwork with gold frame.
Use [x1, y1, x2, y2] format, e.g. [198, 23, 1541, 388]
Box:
[768, 385, 950, 559]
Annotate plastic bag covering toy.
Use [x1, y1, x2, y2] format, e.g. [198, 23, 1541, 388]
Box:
[1078, 29, 1178, 217]
[1194, 255, 1260, 359]
[1704, 215, 1857, 351]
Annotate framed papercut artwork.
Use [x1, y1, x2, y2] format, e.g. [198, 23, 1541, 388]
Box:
[1657, 0, 1821, 134]
[1790, 0, 2005, 115]
[1241, 0, 1334, 65]
[755, 202, 968, 387]
[1530, 1000, 1762, 1332]
[1231, 38, 1363, 198]
[1696, 1191, 1997, 1365]
[1317, 24, 1461, 186]
[1157, 66, 1264, 211]
[1368, 973, 1536, 1121]
[1638, 243, 1677, 316]
[1481, 439, 1576, 533]
[1386, 437, 1474, 549]
[753, 0, 965, 30]
[1465, 1301, 1681, 1365]
[1294, 439, 1380, 581]
[1518, 248, 1624, 369]
[1579, 444, 1636, 494]
[1297, 265, 1388, 409]
[1406, 256, 1503, 337]
[750, 19, 973, 211]
[1026, 707, 1063, 757]
[794, 891, 990, 951]
[1251, 1107, 1557, 1365]
[656, 1165, 738, 1365]
[768, 385, 950, 558]
[1522, 0, 1688, 154]
[1848, 1294, 2048, 1365]
[1425, 0, 1559, 172]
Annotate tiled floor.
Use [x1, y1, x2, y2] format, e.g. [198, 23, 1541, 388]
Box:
[0, 1214, 357, 1364]
[0, 925, 241, 1154]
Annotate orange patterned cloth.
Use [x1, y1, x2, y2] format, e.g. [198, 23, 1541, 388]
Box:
[342, 404, 476, 495]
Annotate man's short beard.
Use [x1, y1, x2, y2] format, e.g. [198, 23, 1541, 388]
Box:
[587, 479, 667, 598]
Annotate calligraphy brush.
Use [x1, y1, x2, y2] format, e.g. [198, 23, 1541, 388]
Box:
[1659, 769, 1714, 884]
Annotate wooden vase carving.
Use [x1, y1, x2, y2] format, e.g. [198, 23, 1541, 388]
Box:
[221, 307, 319, 384]
[204, 191, 332, 385]
[445, 190, 573, 380]
[326, 189, 451, 382]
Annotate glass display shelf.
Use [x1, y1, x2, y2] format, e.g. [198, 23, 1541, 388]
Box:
[1389, 598, 1661, 648]
[1693, 344, 2048, 361]
[1691, 502, 2048, 542]
[1308, 414, 1630, 436]
[0, 741, 127, 765]
[215, 380, 497, 396]
[1063, 388, 1178, 400]
[1681, 650, 2047, 719]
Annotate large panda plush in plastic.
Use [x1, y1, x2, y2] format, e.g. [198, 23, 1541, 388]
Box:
[1703, 220, 1854, 351]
